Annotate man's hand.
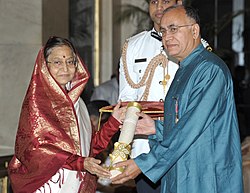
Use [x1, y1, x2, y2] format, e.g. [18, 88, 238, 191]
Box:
[135, 112, 156, 135]
[111, 159, 142, 184]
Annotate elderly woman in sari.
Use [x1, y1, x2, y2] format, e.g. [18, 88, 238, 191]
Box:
[8, 36, 124, 193]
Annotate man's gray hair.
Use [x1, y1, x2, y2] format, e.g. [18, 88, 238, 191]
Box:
[163, 5, 200, 25]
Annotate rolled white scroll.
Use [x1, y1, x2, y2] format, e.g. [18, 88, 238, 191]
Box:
[109, 101, 142, 178]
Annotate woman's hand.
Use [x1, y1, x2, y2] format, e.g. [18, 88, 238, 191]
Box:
[135, 112, 156, 135]
[112, 101, 126, 123]
[84, 157, 111, 178]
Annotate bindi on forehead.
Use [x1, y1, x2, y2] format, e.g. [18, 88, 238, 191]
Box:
[48, 55, 74, 62]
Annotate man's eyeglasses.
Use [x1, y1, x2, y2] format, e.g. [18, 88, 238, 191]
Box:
[47, 59, 77, 68]
[160, 24, 195, 36]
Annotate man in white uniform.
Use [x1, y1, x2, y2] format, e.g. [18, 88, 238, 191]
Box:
[118, 0, 211, 192]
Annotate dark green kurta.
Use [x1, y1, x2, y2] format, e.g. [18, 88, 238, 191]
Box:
[134, 44, 244, 193]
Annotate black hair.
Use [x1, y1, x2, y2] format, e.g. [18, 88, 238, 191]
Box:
[163, 5, 200, 26]
[43, 36, 77, 62]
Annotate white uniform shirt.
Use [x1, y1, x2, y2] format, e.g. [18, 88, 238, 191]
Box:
[119, 29, 179, 158]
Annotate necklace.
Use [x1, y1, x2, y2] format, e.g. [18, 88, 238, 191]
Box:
[122, 40, 169, 101]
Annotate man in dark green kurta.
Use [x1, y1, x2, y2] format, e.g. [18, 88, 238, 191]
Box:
[112, 5, 244, 193]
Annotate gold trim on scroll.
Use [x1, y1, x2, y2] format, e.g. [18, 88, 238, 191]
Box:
[127, 101, 142, 111]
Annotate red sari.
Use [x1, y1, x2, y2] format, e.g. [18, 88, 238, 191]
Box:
[8, 48, 120, 193]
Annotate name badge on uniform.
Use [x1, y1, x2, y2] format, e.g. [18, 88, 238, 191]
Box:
[135, 58, 147, 63]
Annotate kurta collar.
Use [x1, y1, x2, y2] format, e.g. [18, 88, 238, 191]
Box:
[179, 44, 204, 67]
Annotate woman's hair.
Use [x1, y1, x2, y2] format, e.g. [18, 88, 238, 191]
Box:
[43, 36, 77, 61]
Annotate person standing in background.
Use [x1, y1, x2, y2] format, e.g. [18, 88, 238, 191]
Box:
[91, 62, 119, 106]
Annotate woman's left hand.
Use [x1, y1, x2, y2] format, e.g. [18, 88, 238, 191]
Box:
[84, 157, 111, 178]
[112, 101, 126, 123]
